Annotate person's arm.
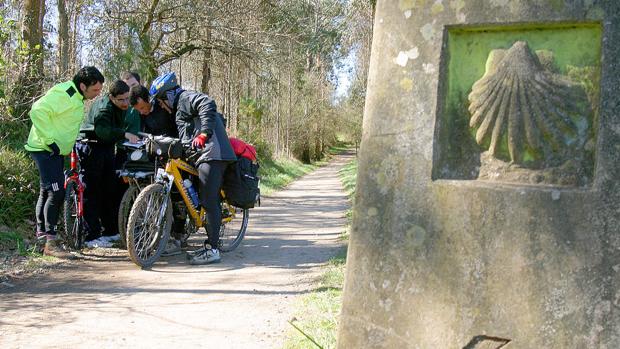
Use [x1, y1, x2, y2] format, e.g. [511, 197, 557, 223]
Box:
[94, 108, 126, 143]
[124, 108, 142, 135]
[194, 93, 218, 138]
[29, 91, 71, 151]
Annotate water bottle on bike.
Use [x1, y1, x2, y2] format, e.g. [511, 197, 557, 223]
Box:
[183, 179, 200, 209]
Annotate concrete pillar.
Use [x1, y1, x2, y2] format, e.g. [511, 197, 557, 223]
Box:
[338, 1, 620, 347]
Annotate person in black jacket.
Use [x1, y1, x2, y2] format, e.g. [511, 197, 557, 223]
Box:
[129, 85, 178, 137]
[150, 72, 236, 264]
[78, 80, 140, 247]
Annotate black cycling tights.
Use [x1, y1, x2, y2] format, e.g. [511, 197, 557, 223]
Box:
[198, 160, 228, 249]
[30, 151, 65, 235]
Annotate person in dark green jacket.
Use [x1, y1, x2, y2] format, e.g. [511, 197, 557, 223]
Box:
[113, 72, 143, 222]
[25, 66, 105, 258]
[78, 80, 140, 246]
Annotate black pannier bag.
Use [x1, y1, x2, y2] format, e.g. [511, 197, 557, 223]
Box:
[223, 157, 260, 209]
[146, 136, 184, 160]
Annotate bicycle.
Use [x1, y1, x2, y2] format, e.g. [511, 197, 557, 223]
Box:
[117, 141, 155, 247]
[59, 139, 95, 249]
[125, 134, 249, 268]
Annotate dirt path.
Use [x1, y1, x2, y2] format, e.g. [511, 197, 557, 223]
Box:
[0, 152, 354, 349]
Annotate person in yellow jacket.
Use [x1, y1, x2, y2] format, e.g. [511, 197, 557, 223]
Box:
[25, 66, 105, 258]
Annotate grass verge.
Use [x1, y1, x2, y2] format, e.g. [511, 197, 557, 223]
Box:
[283, 156, 357, 349]
[259, 156, 318, 195]
[0, 145, 38, 237]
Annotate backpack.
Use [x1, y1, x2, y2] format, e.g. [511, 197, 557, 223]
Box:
[223, 138, 260, 209]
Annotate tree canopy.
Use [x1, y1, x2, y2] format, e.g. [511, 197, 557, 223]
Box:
[0, 0, 375, 161]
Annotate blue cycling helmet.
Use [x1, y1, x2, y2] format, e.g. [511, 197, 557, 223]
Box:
[149, 72, 178, 98]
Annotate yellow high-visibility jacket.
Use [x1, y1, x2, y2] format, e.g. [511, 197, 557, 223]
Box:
[24, 81, 85, 155]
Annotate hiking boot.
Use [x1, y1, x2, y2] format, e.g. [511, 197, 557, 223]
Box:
[189, 248, 220, 265]
[44, 239, 75, 259]
[161, 239, 182, 257]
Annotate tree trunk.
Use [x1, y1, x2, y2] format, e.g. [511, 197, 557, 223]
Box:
[22, 0, 45, 74]
[226, 50, 234, 133]
[286, 39, 292, 157]
[69, 1, 81, 71]
[57, 0, 70, 77]
[200, 35, 212, 94]
[12, 0, 46, 119]
[275, 72, 281, 156]
[178, 56, 183, 85]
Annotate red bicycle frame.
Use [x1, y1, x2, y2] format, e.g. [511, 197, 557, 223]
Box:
[65, 147, 85, 217]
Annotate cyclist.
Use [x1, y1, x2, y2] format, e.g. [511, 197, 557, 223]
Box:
[114, 73, 144, 228]
[120, 71, 142, 140]
[121, 71, 140, 89]
[128, 84, 185, 247]
[129, 85, 178, 137]
[150, 72, 236, 264]
[78, 80, 140, 247]
[25, 66, 105, 258]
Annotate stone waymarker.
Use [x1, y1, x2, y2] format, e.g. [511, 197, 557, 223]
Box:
[338, 1, 619, 348]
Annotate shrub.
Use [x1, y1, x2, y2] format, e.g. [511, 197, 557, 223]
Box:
[0, 145, 37, 236]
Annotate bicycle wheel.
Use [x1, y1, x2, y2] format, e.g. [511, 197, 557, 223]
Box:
[218, 202, 249, 252]
[126, 183, 172, 268]
[118, 184, 140, 248]
[61, 180, 83, 249]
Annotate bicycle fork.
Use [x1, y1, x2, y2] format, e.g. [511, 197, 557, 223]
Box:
[153, 169, 175, 227]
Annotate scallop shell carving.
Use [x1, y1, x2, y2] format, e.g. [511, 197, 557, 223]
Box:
[468, 41, 591, 166]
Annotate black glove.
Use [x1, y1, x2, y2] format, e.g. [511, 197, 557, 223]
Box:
[48, 142, 60, 156]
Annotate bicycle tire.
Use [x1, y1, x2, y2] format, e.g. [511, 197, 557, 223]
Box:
[118, 184, 140, 248]
[62, 180, 83, 249]
[218, 203, 249, 252]
[126, 183, 172, 268]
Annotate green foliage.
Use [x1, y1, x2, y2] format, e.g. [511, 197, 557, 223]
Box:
[338, 159, 357, 198]
[0, 232, 28, 255]
[284, 249, 347, 349]
[238, 97, 266, 144]
[0, 146, 38, 234]
[238, 97, 264, 125]
[0, 12, 17, 109]
[0, 119, 30, 148]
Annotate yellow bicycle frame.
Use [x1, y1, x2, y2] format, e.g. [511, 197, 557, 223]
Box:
[164, 158, 234, 227]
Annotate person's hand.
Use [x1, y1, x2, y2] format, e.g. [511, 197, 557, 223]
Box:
[125, 132, 140, 143]
[192, 134, 208, 149]
[48, 142, 60, 156]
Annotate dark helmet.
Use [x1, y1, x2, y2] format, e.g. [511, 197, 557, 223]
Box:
[149, 72, 178, 98]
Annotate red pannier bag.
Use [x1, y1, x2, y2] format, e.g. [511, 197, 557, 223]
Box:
[224, 137, 260, 209]
[229, 137, 257, 162]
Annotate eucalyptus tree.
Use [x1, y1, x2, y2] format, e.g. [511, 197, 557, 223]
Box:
[9, 0, 45, 120]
